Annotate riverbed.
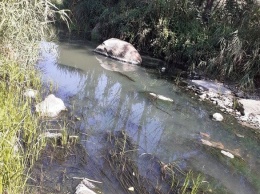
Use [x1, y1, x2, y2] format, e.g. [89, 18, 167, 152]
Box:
[32, 40, 260, 194]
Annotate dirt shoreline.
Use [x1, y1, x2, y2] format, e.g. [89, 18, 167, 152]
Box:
[186, 78, 260, 130]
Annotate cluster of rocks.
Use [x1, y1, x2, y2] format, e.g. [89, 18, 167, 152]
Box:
[187, 79, 260, 129]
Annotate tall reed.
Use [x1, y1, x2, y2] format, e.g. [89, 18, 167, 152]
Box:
[0, 0, 69, 66]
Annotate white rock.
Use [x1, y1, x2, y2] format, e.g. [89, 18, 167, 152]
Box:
[221, 150, 234, 159]
[149, 93, 174, 102]
[75, 183, 97, 194]
[212, 113, 224, 121]
[128, 187, 134, 191]
[35, 94, 66, 117]
[200, 93, 207, 100]
[24, 89, 38, 98]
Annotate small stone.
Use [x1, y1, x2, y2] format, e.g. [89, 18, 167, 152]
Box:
[212, 113, 224, 121]
[236, 133, 244, 138]
[200, 93, 207, 100]
[41, 132, 62, 139]
[201, 139, 224, 149]
[199, 132, 210, 139]
[128, 187, 134, 191]
[24, 89, 38, 98]
[221, 150, 234, 159]
[149, 93, 174, 102]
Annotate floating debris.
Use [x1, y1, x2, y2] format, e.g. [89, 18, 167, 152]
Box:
[149, 92, 174, 102]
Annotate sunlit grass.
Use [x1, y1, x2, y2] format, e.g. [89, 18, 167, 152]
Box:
[0, 59, 45, 193]
[0, 0, 70, 193]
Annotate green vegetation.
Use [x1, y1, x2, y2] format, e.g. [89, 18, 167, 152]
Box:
[105, 130, 205, 193]
[59, 0, 260, 90]
[0, 60, 44, 194]
[0, 1, 69, 193]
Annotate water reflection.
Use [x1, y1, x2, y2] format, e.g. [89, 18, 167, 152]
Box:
[38, 41, 259, 194]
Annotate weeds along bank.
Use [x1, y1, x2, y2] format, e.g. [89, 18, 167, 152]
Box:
[59, 0, 260, 90]
[0, 1, 68, 193]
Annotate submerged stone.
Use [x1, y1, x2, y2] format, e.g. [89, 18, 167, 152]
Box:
[75, 183, 97, 194]
[149, 92, 174, 102]
[35, 94, 66, 117]
[94, 38, 142, 65]
[212, 113, 224, 121]
[221, 150, 234, 159]
[75, 179, 98, 194]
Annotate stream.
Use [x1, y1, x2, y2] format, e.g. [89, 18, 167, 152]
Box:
[32, 40, 260, 194]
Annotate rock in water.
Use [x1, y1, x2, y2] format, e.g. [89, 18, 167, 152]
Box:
[212, 113, 224, 121]
[75, 183, 97, 194]
[94, 38, 142, 65]
[149, 92, 174, 102]
[221, 150, 234, 159]
[35, 94, 66, 117]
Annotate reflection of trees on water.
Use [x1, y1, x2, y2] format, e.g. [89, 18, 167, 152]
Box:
[70, 67, 168, 155]
[67, 67, 259, 194]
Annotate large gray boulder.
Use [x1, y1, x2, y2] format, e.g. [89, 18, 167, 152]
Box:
[94, 38, 142, 65]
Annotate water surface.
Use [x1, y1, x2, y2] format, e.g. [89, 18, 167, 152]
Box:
[36, 41, 260, 194]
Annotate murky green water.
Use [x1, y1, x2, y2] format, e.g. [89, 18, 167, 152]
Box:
[35, 40, 260, 194]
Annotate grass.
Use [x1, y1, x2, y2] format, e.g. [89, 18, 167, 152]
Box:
[105, 130, 204, 194]
[0, 59, 45, 193]
[0, 0, 70, 193]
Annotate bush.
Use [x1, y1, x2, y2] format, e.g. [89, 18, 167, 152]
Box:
[61, 0, 260, 89]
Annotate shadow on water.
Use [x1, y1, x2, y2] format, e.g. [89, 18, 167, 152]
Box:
[32, 41, 260, 194]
